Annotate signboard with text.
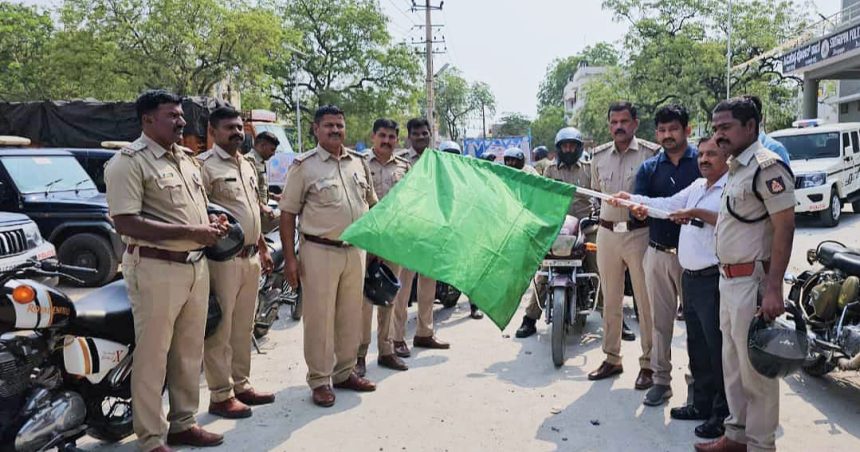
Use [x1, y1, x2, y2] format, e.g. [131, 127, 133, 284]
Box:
[781, 23, 860, 72]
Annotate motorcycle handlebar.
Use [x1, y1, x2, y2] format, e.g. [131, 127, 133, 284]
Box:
[40, 260, 99, 275]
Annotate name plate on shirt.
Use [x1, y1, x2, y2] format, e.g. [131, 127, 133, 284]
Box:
[542, 259, 582, 267]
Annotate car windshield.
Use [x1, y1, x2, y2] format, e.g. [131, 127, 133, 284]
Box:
[772, 132, 841, 160]
[254, 123, 294, 153]
[1, 155, 97, 194]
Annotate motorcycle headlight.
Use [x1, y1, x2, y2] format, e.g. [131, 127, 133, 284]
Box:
[550, 235, 576, 257]
[798, 172, 826, 188]
[22, 222, 44, 248]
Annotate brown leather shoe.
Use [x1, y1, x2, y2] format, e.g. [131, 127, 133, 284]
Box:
[393, 341, 411, 358]
[312, 385, 336, 407]
[413, 335, 450, 349]
[635, 368, 655, 390]
[166, 426, 224, 448]
[149, 446, 174, 452]
[694, 436, 747, 452]
[587, 361, 623, 381]
[236, 388, 275, 406]
[208, 397, 252, 419]
[333, 372, 377, 392]
[378, 354, 408, 371]
[355, 356, 367, 377]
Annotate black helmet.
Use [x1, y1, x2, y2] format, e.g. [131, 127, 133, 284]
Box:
[533, 146, 548, 161]
[364, 260, 401, 306]
[205, 294, 222, 339]
[205, 204, 245, 262]
[748, 302, 810, 379]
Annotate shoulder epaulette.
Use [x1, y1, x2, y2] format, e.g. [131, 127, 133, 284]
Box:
[291, 149, 316, 166]
[120, 140, 147, 156]
[243, 153, 256, 162]
[638, 139, 661, 153]
[347, 149, 365, 158]
[394, 155, 410, 165]
[197, 150, 214, 161]
[754, 149, 777, 169]
[591, 142, 613, 155]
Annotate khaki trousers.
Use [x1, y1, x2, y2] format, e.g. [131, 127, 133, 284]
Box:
[525, 230, 597, 320]
[299, 240, 365, 389]
[204, 255, 262, 402]
[123, 251, 208, 452]
[720, 263, 779, 451]
[644, 247, 683, 385]
[359, 260, 399, 357]
[595, 227, 652, 368]
[392, 269, 436, 340]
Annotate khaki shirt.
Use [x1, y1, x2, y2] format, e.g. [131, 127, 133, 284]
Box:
[522, 164, 540, 176]
[104, 133, 209, 252]
[279, 145, 378, 241]
[590, 137, 660, 222]
[545, 161, 593, 218]
[534, 158, 554, 176]
[248, 149, 269, 205]
[198, 145, 262, 246]
[716, 141, 796, 264]
[397, 147, 426, 165]
[366, 149, 411, 199]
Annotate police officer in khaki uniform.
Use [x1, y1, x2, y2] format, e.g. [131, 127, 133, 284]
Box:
[390, 117, 451, 357]
[695, 98, 795, 452]
[515, 127, 594, 338]
[532, 146, 555, 176]
[198, 107, 276, 419]
[279, 105, 378, 408]
[588, 102, 660, 389]
[104, 90, 224, 451]
[356, 118, 412, 377]
[249, 131, 281, 232]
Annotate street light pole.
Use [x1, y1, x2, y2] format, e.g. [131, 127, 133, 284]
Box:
[727, 0, 733, 100]
[293, 55, 302, 152]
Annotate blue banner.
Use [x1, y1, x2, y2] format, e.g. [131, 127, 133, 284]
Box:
[464, 136, 531, 162]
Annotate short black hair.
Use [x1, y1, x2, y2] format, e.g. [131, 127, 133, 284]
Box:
[713, 97, 761, 132]
[697, 135, 713, 147]
[743, 95, 763, 116]
[208, 106, 242, 128]
[607, 101, 638, 120]
[654, 104, 689, 128]
[406, 117, 431, 134]
[314, 105, 345, 123]
[255, 131, 280, 146]
[135, 89, 182, 122]
[372, 118, 399, 134]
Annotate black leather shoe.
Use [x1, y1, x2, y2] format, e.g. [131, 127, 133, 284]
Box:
[622, 320, 636, 341]
[515, 316, 537, 338]
[670, 405, 709, 421]
[695, 417, 726, 439]
[470, 303, 484, 320]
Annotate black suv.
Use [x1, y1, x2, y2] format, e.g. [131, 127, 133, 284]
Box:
[69, 148, 116, 193]
[0, 149, 122, 286]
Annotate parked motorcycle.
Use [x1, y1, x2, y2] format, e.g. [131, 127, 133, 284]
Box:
[0, 259, 222, 451]
[781, 240, 860, 376]
[254, 207, 302, 339]
[541, 215, 601, 367]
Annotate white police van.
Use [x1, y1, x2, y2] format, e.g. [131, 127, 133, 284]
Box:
[770, 120, 860, 227]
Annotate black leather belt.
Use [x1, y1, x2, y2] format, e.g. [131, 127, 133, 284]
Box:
[303, 234, 352, 248]
[649, 241, 677, 254]
[238, 244, 259, 258]
[599, 219, 648, 232]
[683, 265, 719, 278]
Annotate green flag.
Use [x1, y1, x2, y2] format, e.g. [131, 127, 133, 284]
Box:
[341, 150, 575, 329]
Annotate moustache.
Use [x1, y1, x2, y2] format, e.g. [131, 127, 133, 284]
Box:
[328, 133, 342, 138]
[613, 129, 626, 135]
[229, 134, 243, 141]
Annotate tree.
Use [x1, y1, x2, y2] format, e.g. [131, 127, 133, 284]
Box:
[536, 42, 620, 111]
[0, 3, 54, 101]
[435, 69, 474, 141]
[531, 105, 567, 149]
[267, 0, 422, 147]
[495, 113, 532, 137]
[471, 81, 496, 138]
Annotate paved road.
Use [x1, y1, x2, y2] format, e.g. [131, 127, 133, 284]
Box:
[72, 210, 860, 452]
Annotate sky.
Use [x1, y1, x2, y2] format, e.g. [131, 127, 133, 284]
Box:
[24, 0, 845, 123]
[380, 0, 845, 122]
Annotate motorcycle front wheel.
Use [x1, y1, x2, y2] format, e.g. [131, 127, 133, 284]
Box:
[551, 286, 568, 367]
[86, 394, 133, 442]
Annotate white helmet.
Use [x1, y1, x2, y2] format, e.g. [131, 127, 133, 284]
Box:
[439, 140, 461, 154]
[503, 147, 525, 161]
[554, 127, 583, 150]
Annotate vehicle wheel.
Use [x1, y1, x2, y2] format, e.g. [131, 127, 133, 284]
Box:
[85, 395, 133, 442]
[802, 352, 836, 377]
[57, 233, 118, 287]
[551, 286, 568, 367]
[819, 190, 841, 227]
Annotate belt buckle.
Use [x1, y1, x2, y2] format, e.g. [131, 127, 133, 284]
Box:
[613, 222, 628, 233]
[186, 250, 203, 263]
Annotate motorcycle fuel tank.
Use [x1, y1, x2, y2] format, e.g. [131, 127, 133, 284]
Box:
[0, 280, 75, 332]
[62, 336, 129, 384]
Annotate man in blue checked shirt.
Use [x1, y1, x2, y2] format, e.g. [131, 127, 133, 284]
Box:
[631, 105, 701, 408]
[611, 136, 730, 439]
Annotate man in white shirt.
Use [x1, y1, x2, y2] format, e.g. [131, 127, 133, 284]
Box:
[610, 137, 730, 439]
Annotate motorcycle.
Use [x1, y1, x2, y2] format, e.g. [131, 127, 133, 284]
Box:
[781, 240, 860, 376]
[540, 215, 601, 367]
[0, 260, 222, 451]
[254, 207, 302, 339]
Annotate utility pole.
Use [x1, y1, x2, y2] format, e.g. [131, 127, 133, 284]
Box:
[726, 0, 733, 100]
[410, 1, 446, 148]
